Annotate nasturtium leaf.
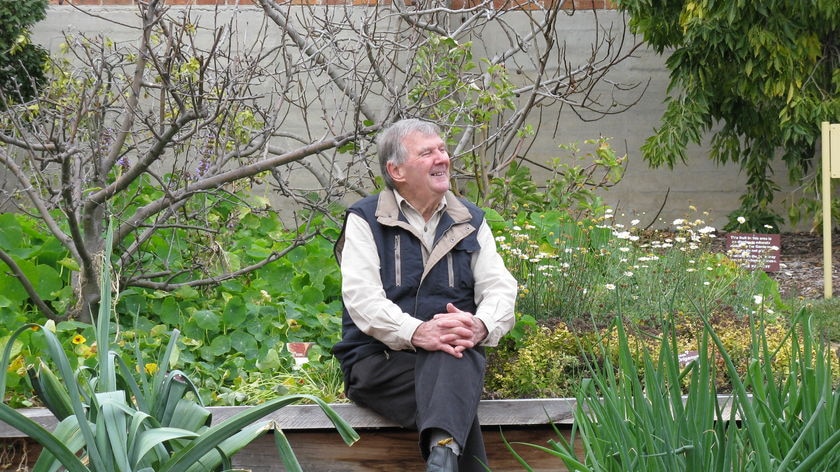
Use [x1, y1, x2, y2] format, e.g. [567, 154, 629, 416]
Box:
[192, 310, 220, 331]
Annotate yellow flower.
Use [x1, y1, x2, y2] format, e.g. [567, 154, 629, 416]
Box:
[77, 344, 95, 359]
[145, 363, 159, 375]
[72, 334, 86, 345]
[8, 355, 26, 375]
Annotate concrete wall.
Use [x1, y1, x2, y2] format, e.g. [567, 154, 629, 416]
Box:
[30, 3, 802, 231]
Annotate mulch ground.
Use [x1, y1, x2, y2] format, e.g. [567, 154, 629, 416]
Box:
[751, 231, 840, 299]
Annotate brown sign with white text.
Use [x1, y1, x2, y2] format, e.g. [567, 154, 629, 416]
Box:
[725, 233, 781, 272]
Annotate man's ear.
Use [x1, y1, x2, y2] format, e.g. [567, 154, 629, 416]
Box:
[386, 161, 405, 184]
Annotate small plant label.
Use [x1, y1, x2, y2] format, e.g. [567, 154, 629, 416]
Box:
[678, 350, 700, 367]
[725, 233, 781, 272]
[286, 342, 313, 369]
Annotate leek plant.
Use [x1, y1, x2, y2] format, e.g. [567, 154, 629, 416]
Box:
[509, 308, 840, 471]
[0, 223, 358, 471]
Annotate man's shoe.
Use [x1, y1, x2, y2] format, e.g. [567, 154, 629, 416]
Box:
[426, 445, 458, 472]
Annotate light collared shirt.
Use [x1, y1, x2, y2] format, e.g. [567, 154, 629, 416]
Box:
[339, 190, 517, 351]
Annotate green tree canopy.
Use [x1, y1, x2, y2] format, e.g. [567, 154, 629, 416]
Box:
[617, 0, 840, 230]
[0, 0, 48, 104]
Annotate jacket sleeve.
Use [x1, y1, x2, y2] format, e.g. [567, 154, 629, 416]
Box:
[471, 220, 518, 347]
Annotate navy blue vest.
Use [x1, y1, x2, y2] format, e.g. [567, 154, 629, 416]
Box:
[332, 193, 485, 373]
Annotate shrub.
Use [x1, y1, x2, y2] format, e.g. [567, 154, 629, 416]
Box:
[486, 322, 598, 399]
[0, 0, 48, 103]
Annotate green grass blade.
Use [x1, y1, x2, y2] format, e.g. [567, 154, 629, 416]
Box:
[700, 315, 772, 471]
[96, 220, 116, 393]
[499, 430, 537, 472]
[789, 427, 840, 472]
[39, 325, 106, 470]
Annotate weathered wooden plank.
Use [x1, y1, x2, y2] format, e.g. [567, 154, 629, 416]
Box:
[205, 398, 577, 430]
[0, 396, 739, 438]
[0, 409, 59, 439]
[0, 400, 575, 438]
[231, 426, 575, 472]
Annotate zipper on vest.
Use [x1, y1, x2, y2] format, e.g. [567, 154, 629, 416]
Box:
[446, 253, 454, 287]
[394, 234, 401, 286]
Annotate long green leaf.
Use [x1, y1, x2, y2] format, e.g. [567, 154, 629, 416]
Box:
[0, 403, 89, 472]
[28, 360, 75, 421]
[133, 427, 200, 467]
[113, 351, 147, 411]
[502, 430, 540, 472]
[127, 409, 155, 466]
[146, 329, 184, 412]
[38, 324, 106, 470]
[98, 391, 132, 472]
[167, 398, 212, 433]
[32, 416, 87, 472]
[789, 427, 840, 472]
[700, 315, 772, 472]
[96, 220, 116, 393]
[158, 394, 358, 472]
[184, 421, 274, 472]
[272, 427, 303, 472]
[777, 400, 826, 470]
[155, 371, 190, 426]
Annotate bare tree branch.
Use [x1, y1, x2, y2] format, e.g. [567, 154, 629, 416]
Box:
[0, 1, 643, 321]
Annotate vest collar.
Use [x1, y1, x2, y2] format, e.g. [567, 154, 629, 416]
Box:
[375, 189, 471, 225]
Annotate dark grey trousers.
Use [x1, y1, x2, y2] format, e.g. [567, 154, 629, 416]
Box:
[345, 348, 488, 472]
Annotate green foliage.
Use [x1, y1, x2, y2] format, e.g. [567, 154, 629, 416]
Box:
[521, 308, 840, 471]
[617, 0, 840, 229]
[484, 138, 625, 219]
[0, 212, 74, 322]
[0, 222, 358, 471]
[0, 205, 344, 407]
[409, 34, 516, 129]
[113, 218, 344, 405]
[482, 137, 630, 320]
[0, 0, 48, 104]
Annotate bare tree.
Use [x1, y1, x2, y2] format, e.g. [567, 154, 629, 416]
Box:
[0, 0, 642, 322]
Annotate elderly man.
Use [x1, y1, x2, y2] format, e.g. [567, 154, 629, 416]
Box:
[332, 118, 517, 472]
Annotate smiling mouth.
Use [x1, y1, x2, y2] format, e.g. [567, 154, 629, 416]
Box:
[431, 171, 447, 177]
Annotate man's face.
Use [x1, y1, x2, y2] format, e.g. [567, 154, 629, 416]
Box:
[388, 131, 450, 203]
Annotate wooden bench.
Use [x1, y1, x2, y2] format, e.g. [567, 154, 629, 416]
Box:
[1, 399, 578, 471]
